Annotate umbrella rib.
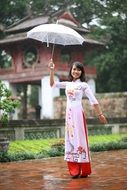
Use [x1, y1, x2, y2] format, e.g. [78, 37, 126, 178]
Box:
[47, 35, 49, 47]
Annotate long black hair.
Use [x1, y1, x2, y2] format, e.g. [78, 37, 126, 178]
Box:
[68, 61, 86, 82]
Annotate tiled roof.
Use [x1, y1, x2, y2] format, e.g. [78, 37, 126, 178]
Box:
[6, 16, 49, 33]
[58, 11, 79, 25]
[0, 31, 104, 46]
[0, 10, 104, 47]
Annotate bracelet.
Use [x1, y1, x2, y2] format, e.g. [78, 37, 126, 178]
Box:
[98, 113, 103, 117]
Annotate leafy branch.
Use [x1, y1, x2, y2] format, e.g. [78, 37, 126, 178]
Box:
[0, 80, 20, 125]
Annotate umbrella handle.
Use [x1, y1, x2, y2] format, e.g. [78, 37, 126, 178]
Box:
[51, 43, 55, 60]
[49, 59, 55, 69]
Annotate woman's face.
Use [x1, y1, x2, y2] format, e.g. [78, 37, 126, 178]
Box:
[71, 64, 82, 81]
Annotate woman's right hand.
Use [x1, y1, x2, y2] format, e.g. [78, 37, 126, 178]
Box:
[48, 59, 55, 70]
[48, 59, 55, 86]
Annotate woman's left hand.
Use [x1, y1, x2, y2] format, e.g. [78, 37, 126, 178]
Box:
[98, 114, 108, 124]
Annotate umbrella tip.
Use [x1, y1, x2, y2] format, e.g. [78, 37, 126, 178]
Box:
[47, 43, 49, 47]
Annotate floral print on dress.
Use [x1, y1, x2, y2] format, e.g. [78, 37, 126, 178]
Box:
[77, 146, 86, 160]
[65, 147, 86, 162]
[54, 80, 98, 163]
[66, 85, 82, 102]
[67, 87, 76, 101]
[66, 108, 74, 138]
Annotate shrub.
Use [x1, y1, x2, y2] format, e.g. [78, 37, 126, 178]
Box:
[0, 135, 127, 162]
[0, 80, 20, 125]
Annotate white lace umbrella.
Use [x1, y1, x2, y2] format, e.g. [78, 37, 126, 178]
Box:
[27, 23, 85, 46]
[27, 23, 85, 59]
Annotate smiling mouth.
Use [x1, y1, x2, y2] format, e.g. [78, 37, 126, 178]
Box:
[73, 74, 80, 78]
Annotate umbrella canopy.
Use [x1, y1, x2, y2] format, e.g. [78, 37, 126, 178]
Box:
[27, 23, 85, 46]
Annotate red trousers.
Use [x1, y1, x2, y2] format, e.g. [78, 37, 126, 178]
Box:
[67, 161, 91, 177]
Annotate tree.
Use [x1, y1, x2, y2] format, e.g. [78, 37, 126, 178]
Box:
[0, 0, 102, 27]
[0, 80, 20, 125]
[0, 0, 127, 92]
[86, 0, 127, 92]
[0, 0, 29, 27]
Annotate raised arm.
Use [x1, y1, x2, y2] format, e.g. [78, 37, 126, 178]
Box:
[48, 59, 55, 87]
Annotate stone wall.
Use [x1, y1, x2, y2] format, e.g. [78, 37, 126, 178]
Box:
[0, 118, 127, 140]
[54, 92, 127, 119]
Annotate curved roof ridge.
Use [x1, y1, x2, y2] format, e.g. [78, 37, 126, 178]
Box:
[58, 11, 79, 26]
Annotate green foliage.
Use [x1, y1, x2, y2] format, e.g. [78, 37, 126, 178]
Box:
[0, 0, 127, 92]
[0, 50, 12, 69]
[0, 0, 29, 27]
[0, 134, 125, 162]
[0, 80, 20, 124]
[89, 134, 127, 151]
[89, 134, 126, 144]
[86, 0, 127, 92]
[0, 152, 11, 162]
[90, 141, 127, 152]
[8, 138, 61, 154]
[49, 139, 65, 157]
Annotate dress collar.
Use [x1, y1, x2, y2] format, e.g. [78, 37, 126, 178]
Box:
[72, 79, 81, 83]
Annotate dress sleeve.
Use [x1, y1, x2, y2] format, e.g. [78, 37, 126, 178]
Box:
[83, 83, 99, 105]
[53, 81, 67, 89]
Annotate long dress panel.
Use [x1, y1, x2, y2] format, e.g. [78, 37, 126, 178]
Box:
[54, 80, 98, 163]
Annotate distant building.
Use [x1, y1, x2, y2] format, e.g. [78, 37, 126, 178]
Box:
[0, 10, 104, 119]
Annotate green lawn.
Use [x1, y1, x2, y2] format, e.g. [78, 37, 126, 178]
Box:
[89, 134, 126, 144]
[8, 134, 127, 154]
[8, 138, 61, 154]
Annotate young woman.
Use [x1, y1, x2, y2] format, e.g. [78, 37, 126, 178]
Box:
[49, 61, 107, 178]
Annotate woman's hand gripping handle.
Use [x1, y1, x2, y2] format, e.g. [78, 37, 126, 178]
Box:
[48, 59, 55, 86]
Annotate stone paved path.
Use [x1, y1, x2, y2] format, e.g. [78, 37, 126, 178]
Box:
[0, 150, 127, 190]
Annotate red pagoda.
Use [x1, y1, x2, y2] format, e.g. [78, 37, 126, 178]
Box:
[0, 10, 103, 119]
